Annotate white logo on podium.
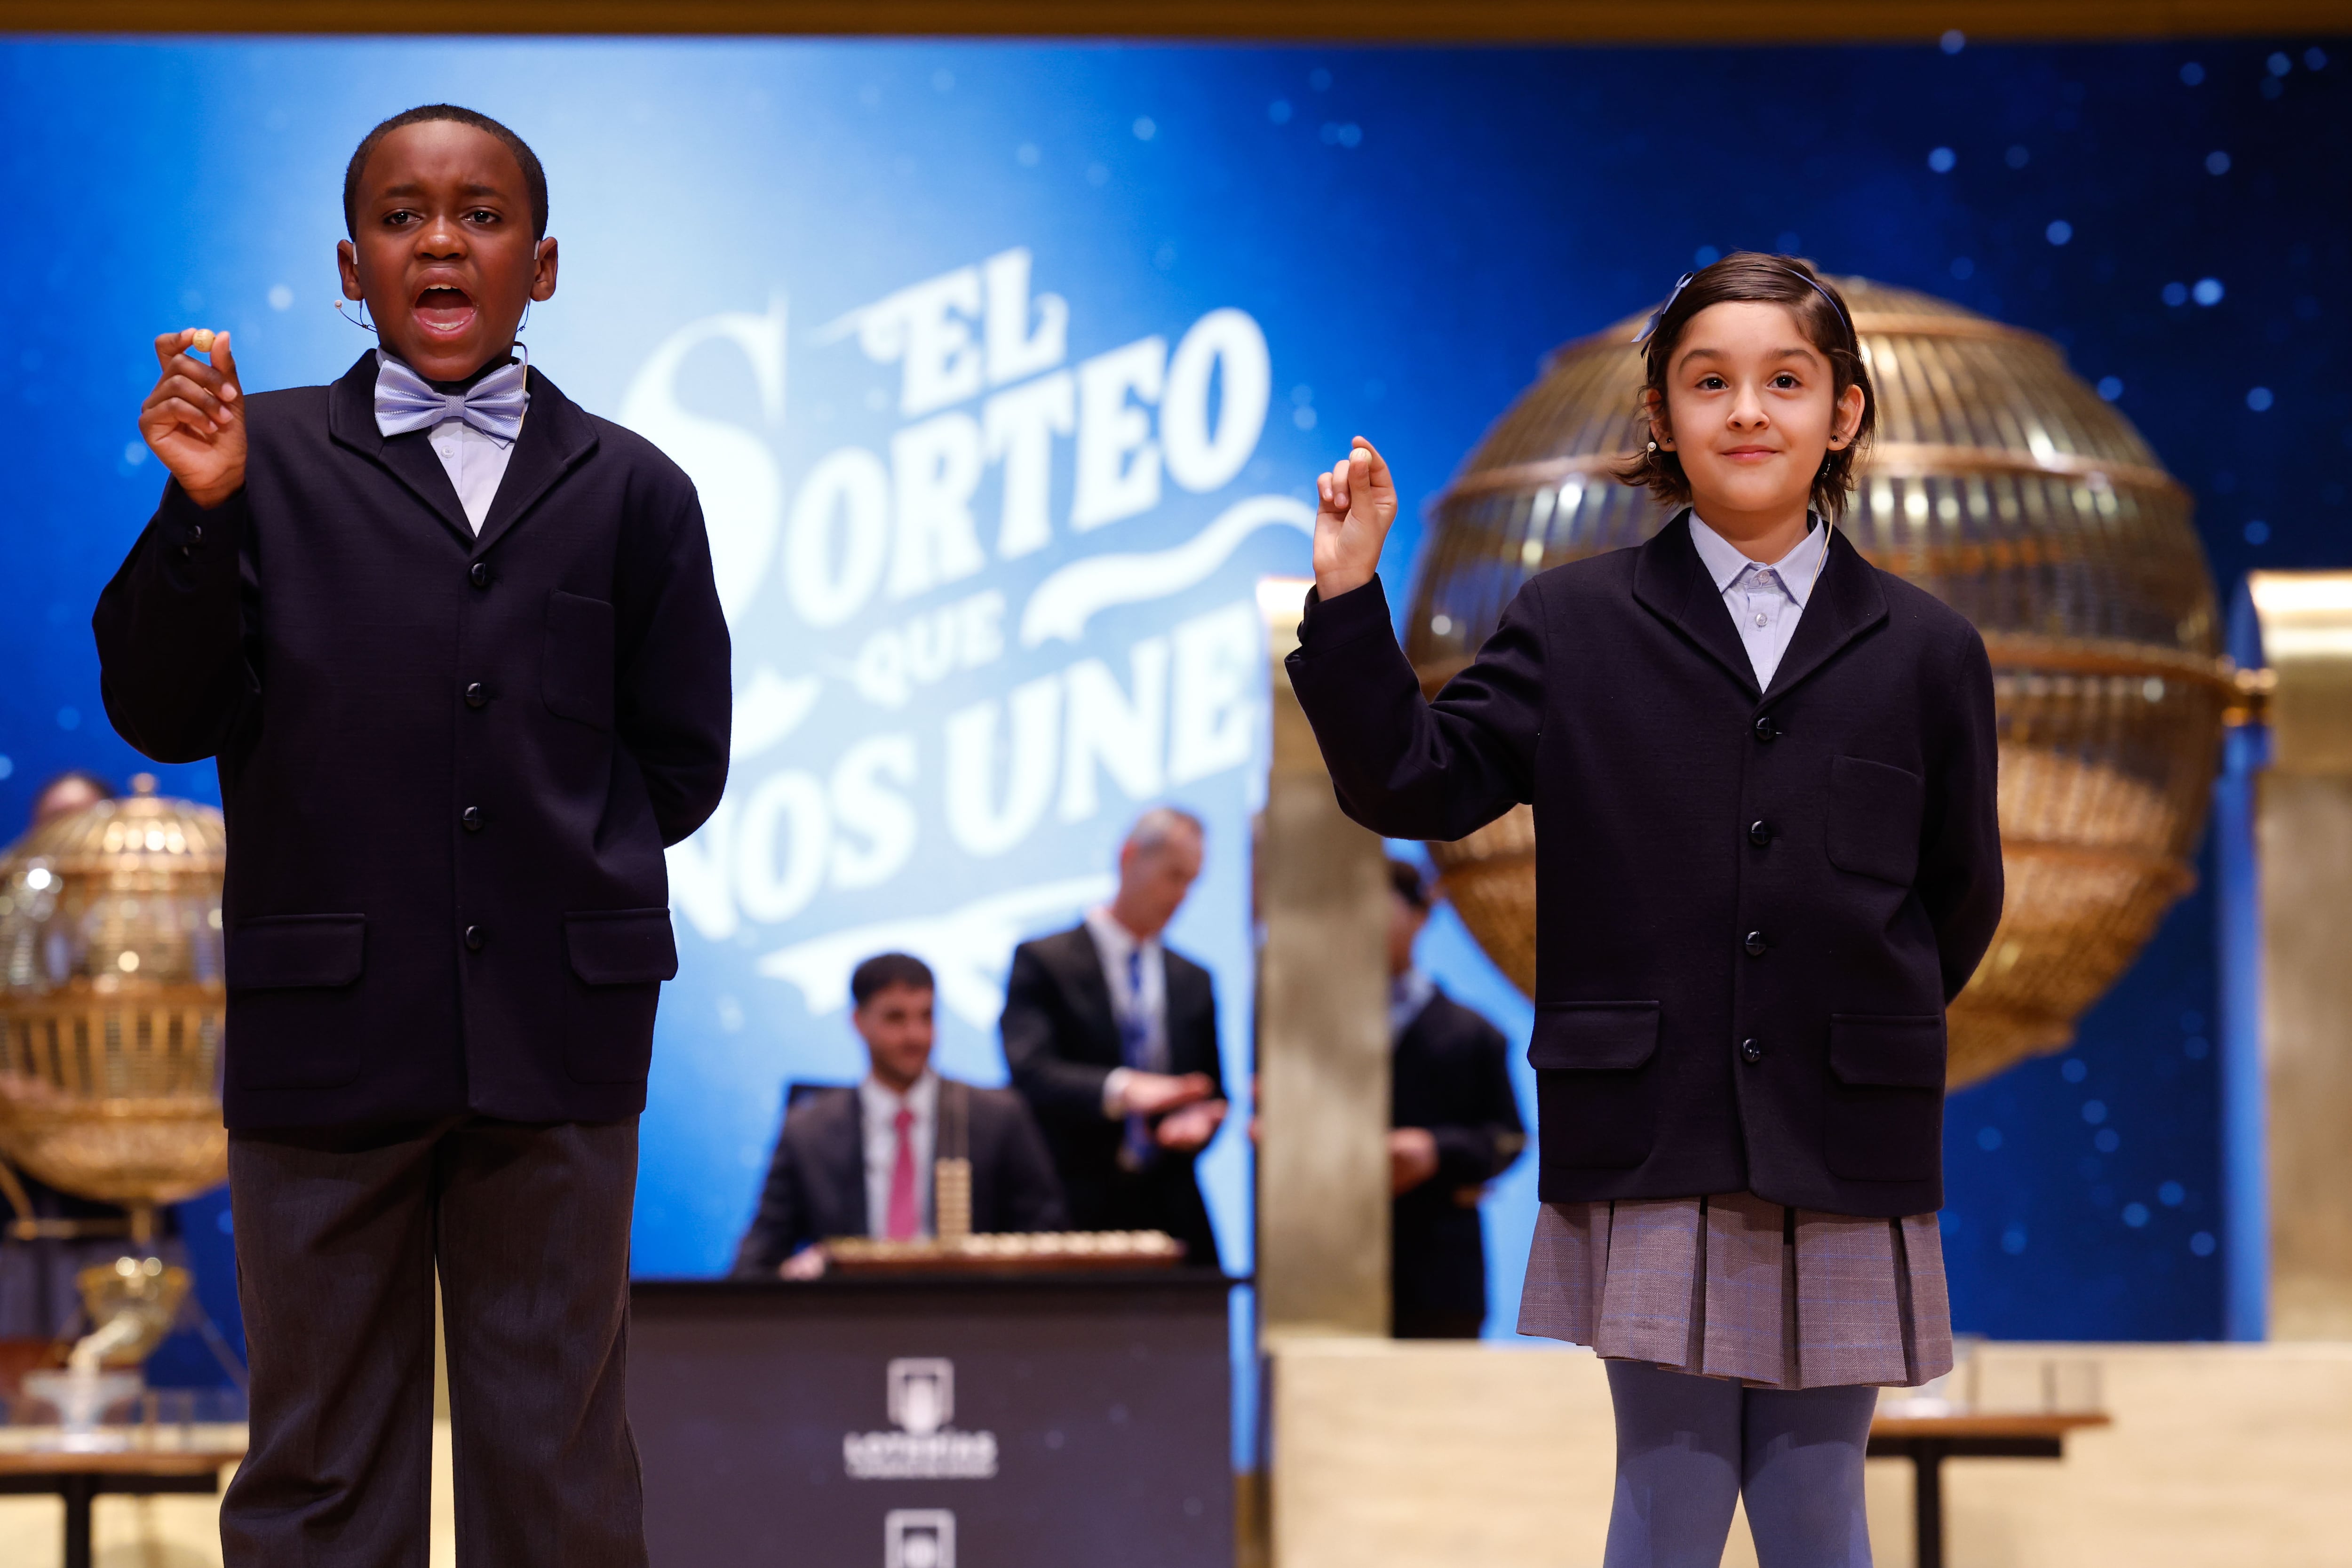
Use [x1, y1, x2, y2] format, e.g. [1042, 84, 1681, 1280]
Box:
[886, 1508, 955, 1568]
[890, 1358, 954, 1434]
[845, 1358, 999, 1480]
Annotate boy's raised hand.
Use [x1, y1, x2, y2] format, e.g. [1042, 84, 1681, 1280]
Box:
[140, 330, 245, 509]
[1312, 436, 1397, 601]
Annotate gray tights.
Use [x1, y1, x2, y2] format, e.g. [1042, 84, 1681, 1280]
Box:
[1602, 1359, 1876, 1568]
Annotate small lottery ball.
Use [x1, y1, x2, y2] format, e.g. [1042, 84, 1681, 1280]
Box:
[190, 329, 215, 352]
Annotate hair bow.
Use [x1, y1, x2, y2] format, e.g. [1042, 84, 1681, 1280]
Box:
[1633, 272, 1697, 346]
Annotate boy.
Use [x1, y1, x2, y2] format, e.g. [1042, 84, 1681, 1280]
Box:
[95, 105, 730, 1566]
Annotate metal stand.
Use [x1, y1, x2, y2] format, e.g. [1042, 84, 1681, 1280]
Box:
[1867, 1432, 2064, 1568]
[0, 1467, 224, 1568]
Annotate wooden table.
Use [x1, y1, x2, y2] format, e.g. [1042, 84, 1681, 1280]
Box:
[1867, 1411, 2110, 1568]
[0, 1445, 244, 1568]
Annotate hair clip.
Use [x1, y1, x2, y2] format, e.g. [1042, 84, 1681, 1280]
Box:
[1633, 272, 1697, 345]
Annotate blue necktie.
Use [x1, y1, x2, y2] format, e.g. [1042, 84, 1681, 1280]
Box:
[1120, 949, 1153, 1170]
[373, 355, 527, 443]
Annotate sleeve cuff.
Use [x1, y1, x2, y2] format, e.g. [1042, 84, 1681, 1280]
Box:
[1294, 574, 1395, 657]
[155, 480, 248, 585]
[1102, 1067, 1133, 1119]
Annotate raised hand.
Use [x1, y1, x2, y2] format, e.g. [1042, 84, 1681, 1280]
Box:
[139, 330, 246, 508]
[1311, 436, 1398, 601]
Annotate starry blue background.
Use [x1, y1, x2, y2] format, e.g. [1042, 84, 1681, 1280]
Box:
[0, 36, 2345, 1384]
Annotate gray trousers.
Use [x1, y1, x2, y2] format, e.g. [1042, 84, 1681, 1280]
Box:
[221, 1117, 645, 1568]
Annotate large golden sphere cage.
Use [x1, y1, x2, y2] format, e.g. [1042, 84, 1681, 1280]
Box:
[1406, 276, 2227, 1089]
[0, 775, 228, 1226]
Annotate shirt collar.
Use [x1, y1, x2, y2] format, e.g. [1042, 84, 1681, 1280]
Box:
[860, 1070, 937, 1119]
[1688, 512, 1828, 607]
[1389, 968, 1437, 1036]
[1085, 904, 1158, 962]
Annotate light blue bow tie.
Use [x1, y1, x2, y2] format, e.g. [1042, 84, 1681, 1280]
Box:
[373, 355, 527, 443]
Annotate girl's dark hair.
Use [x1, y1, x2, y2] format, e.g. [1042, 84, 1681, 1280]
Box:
[344, 104, 548, 240]
[1613, 252, 1874, 519]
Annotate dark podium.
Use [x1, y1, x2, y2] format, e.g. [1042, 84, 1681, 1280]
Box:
[629, 1272, 1235, 1567]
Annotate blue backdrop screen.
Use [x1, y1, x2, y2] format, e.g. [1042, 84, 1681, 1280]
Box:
[2, 36, 2346, 1354]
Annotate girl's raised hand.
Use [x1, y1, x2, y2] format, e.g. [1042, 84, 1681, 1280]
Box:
[140, 329, 246, 509]
[1312, 436, 1398, 601]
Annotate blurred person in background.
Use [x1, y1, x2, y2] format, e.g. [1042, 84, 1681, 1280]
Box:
[29, 768, 115, 826]
[1001, 808, 1228, 1266]
[733, 952, 1064, 1278]
[1384, 858, 1526, 1339]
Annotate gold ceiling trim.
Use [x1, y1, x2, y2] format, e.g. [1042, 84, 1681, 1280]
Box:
[0, 0, 2341, 36]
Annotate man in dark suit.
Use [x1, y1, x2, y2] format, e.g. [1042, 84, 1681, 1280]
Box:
[733, 953, 1065, 1278]
[1383, 860, 1526, 1340]
[95, 108, 729, 1568]
[1001, 808, 1227, 1266]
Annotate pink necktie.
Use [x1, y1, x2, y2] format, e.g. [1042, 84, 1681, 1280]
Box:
[885, 1106, 920, 1240]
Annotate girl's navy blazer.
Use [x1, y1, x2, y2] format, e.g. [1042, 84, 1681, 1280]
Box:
[1286, 513, 2002, 1217]
[95, 353, 731, 1131]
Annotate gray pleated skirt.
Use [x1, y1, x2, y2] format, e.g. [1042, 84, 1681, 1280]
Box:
[1516, 1191, 1952, 1390]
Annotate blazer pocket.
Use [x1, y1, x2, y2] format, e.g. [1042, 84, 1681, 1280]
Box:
[543, 589, 616, 730]
[226, 915, 366, 1090]
[1823, 1012, 1947, 1183]
[1527, 1002, 1661, 1170]
[562, 908, 677, 1085]
[1825, 755, 1925, 886]
[228, 914, 366, 991]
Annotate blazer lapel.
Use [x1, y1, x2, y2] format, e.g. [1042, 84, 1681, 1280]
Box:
[471, 367, 600, 556]
[826, 1090, 869, 1239]
[325, 353, 472, 548]
[1762, 527, 1889, 700]
[1050, 926, 1123, 1064]
[1630, 511, 1760, 700]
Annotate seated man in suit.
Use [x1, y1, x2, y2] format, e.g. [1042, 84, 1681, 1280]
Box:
[1385, 860, 1526, 1339]
[1001, 807, 1228, 1266]
[731, 952, 1065, 1278]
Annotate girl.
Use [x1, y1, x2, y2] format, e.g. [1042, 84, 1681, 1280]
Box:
[1286, 252, 2002, 1566]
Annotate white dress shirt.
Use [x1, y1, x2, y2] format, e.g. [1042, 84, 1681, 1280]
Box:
[1687, 513, 1829, 690]
[1085, 905, 1168, 1118]
[1389, 967, 1437, 1042]
[857, 1070, 939, 1240]
[378, 350, 524, 533]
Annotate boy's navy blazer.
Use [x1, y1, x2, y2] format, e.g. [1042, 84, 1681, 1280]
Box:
[1286, 513, 2002, 1217]
[94, 352, 731, 1131]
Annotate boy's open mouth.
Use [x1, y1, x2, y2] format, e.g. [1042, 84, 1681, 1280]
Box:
[413, 286, 477, 336]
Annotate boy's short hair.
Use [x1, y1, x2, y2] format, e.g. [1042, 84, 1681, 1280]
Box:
[850, 952, 935, 1009]
[344, 104, 549, 240]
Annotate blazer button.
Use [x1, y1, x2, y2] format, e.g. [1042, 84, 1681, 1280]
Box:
[465, 682, 488, 709]
[1741, 1038, 1764, 1064]
[1745, 931, 1770, 957]
[461, 806, 484, 833]
[469, 562, 492, 589]
[1753, 715, 1778, 742]
[1749, 820, 1773, 847]
[464, 925, 486, 953]
[186, 523, 204, 546]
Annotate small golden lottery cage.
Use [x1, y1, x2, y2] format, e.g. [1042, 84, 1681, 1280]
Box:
[0, 774, 229, 1249]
